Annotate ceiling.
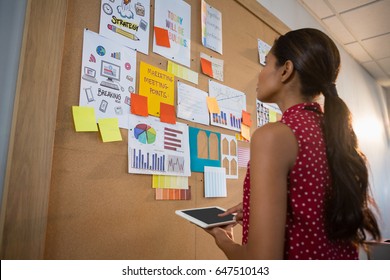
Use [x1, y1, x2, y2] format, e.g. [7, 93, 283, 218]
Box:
[298, 0, 390, 88]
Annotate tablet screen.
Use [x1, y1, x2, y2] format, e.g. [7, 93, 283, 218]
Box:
[182, 207, 234, 224]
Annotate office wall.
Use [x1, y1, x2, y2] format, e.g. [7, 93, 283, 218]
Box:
[257, 0, 390, 239]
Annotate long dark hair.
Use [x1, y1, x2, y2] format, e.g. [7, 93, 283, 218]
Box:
[271, 28, 381, 244]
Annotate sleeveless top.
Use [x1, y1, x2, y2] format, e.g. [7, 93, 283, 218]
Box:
[241, 102, 358, 259]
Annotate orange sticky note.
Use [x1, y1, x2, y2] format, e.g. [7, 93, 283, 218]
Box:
[131, 93, 148, 116]
[154, 26, 171, 48]
[206, 96, 220, 114]
[200, 58, 213, 77]
[160, 102, 176, 124]
[241, 124, 251, 141]
[242, 110, 252, 126]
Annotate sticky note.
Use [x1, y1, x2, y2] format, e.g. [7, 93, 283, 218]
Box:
[72, 106, 98, 132]
[269, 110, 277, 122]
[160, 102, 176, 124]
[131, 93, 148, 116]
[98, 118, 122, 142]
[241, 124, 251, 141]
[206, 96, 220, 114]
[242, 110, 252, 126]
[154, 26, 170, 48]
[200, 58, 213, 77]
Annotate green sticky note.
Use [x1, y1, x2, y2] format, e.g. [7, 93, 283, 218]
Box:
[72, 106, 98, 132]
[98, 118, 122, 142]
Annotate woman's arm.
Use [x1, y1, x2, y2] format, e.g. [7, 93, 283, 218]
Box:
[207, 122, 298, 259]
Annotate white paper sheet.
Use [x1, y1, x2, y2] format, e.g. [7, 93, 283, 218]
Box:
[153, 0, 191, 67]
[177, 81, 209, 126]
[79, 29, 136, 129]
[204, 166, 227, 197]
[99, 0, 151, 55]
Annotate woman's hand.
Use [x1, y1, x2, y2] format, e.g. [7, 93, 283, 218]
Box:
[219, 202, 243, 225]
[205, 224, 236, 250]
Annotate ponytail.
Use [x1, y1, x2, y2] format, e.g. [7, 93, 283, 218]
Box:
[322, 86, 381, 244]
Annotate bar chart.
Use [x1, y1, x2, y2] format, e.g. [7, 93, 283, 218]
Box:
[131, 148, 165, 171]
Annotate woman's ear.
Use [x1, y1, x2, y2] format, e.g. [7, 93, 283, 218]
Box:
[280, 60, 294, 83]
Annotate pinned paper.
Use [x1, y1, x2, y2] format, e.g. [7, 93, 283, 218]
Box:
[154, 26, 171, 48]
[200, 57, 213, 77]
[200, 53, 224, 81]
[131, 93, 148, 116]
[241, 124, 251, 141]
[160, 102, 176, 124]
[155, 187, 191, 200]
[206, 96, 220, 114]
[72, 106, 98, 132]
[98, 118, 122, 142]
[167, 61, 198, 84]
[204, 166, 227, 197]
[152, 175, 189, 189]
[238, 146, 250, 167]
[242, 110, 252, 126]
[189, 126, 221, 172]
[269, 110, 277, 123]
[139, 61, 175, 117]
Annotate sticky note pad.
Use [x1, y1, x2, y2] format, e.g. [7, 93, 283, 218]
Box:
[206, 96, 220, 114]
[131, 93, 148, 116]
[98, 118, 122, 142]
[160, 102, 176, 124]
[72, 106, 98, 132]
[241, 124, 251, 141]
[242, 110, 252, 126]
[200, 58, 213, 77]
[154, 26, 170, 48]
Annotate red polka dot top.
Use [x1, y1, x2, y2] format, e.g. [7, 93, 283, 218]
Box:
[241, 102, 358, 259]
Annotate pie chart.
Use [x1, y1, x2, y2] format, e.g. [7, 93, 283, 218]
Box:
[134, 124, 156, 144]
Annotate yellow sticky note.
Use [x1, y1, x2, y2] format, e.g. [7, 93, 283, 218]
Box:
[206, 96, 220, 114]
[241, 124, 251, 141]
[98, 118, 122, 142]
[72, 106, 98, 132]
[269, 110, 277, 122]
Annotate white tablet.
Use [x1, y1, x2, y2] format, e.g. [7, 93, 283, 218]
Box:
[175, 206, 236, 228]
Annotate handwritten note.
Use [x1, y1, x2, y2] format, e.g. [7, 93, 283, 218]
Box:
[177, 81, 209, 125]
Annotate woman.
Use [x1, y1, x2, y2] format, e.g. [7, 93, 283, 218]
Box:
[206, 28, 381, 259]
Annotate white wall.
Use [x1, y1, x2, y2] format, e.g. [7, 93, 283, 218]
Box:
[257, 0, 390, 239]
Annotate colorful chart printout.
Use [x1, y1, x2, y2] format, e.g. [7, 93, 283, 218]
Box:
[128, 114, 190, 176]
[209, 80, 246, 132]
[79, 29, 136, 129]
[99, 0, 151, 55]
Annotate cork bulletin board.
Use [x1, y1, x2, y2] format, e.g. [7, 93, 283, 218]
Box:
[43, 0, 284, 259]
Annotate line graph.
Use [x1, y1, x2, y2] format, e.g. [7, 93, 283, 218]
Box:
[167, 156, 185, 174]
